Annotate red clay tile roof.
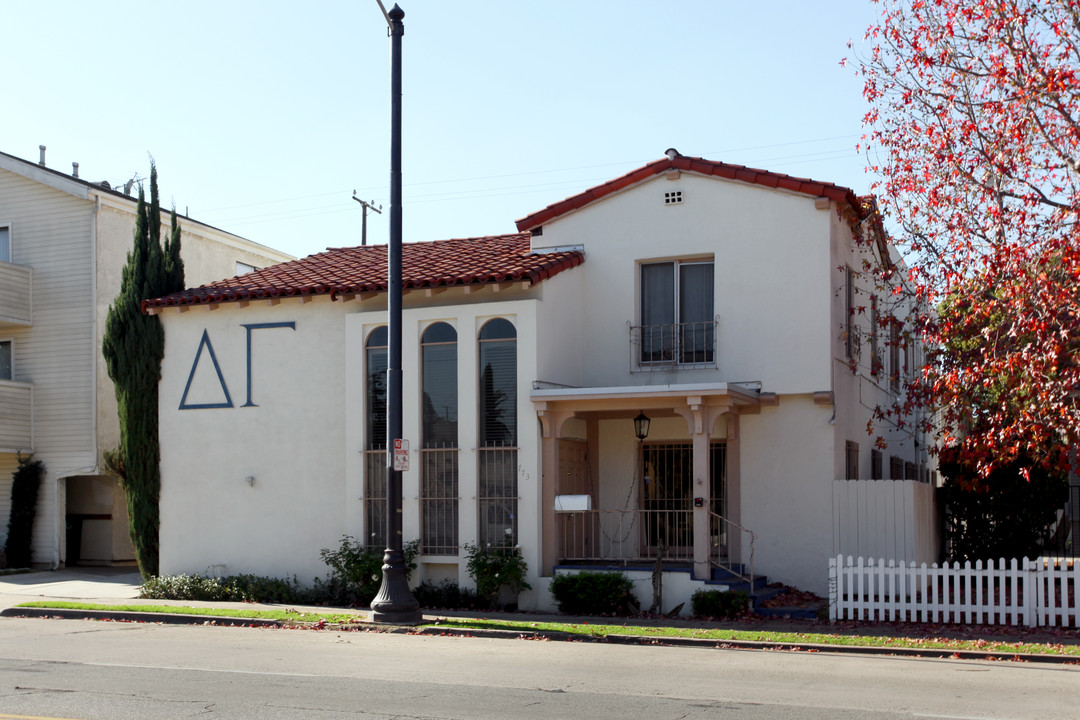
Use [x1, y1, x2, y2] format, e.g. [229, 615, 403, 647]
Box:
[143, 233, 583, 310]
[515, 152, 866, 231]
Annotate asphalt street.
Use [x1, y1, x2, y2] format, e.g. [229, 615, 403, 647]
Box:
[2, 616, 1079, 719]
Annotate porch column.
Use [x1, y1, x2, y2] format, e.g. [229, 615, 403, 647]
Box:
[538, 408, 574, 575]
[724, 412, 742, 570]
[691, 411, 711, 581]
[678, 398, 731, 581]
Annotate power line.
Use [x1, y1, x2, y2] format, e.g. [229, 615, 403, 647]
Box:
[199, 134, 862, 216]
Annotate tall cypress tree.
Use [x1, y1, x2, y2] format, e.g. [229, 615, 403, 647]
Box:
[102, 164, 184, 579]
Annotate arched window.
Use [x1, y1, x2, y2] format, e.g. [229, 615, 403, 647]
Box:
[421, 322, 458, 554]
[478, 318, 517, 446]
[477, 318, 517, 546]
[364, 326, 388, 550]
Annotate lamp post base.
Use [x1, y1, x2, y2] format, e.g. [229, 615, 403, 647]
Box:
[369, 548, 422, 625]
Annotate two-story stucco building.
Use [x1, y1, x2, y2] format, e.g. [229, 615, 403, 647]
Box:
[0, 148, 293, 568]
[148, 151, 936, 610]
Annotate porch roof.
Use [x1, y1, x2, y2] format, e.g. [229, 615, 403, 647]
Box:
[530, 382, 767, 413]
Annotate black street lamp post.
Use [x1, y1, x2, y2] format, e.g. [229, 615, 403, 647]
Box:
[370, 2, 422, 625]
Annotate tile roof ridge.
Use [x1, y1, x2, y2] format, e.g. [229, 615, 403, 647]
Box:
[142, 230, 581, 312]
[515, 151, 862, 232]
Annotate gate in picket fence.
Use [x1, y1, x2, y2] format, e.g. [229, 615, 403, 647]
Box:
[829, 555, 1079, 627]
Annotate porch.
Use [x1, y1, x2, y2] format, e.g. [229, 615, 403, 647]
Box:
[555, 507, 755, 585]
[532, 382, 765, 584]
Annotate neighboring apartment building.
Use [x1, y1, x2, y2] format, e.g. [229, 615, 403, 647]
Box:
[147, 151, 934, 610]
[0, 149, 293, 567]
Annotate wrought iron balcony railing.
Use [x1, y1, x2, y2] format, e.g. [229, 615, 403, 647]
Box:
[628, 319, 718, 370]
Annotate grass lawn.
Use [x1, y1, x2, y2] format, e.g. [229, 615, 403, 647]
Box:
[427, 617, 1080, 656]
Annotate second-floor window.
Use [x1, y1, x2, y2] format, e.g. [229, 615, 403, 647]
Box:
[0, 225, 10, 263]
[0, 340, 12, 380]
[640, 260, 714, 365]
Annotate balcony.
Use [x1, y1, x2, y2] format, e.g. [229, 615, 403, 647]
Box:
[0, 380, 33, 452]
[628, 319, 717, 371]
[0, 261, 31, 326]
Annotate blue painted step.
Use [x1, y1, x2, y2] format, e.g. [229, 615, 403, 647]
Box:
[704, 565, 771, 594]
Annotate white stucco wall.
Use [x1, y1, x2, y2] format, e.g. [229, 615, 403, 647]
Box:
[159, 289, 551, 605]
[531, 172, 834, 394]
[828, 207, 929, 483]
[739, 394, 835, 595]
[159, 296, 350, 581]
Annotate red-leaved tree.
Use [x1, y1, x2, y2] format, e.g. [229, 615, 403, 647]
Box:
[857, 0, 1080, 477]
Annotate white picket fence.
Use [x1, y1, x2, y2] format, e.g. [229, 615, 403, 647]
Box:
[829, 555, 1079, 627]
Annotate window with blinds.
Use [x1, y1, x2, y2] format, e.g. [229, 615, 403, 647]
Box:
[421, 322, 458, 554]
[365, 326, 388, 550]
[478, 318, 518, 546]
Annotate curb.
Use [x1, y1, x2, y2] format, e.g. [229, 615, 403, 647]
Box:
[0, 607, 282, 627]
[3, 607, 1076, 665]
[412, 624, 1076, 664]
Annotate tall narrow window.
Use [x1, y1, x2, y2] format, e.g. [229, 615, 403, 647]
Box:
[0, 340, 12, 380]
[845, 266, 860, 361]
[639, 260, 714, 365]
[845, 441, 860, 480]
[889, 322, 901, 394]
[870, 296, 881, 376]
[0, 226, 10, 263]
[421, 322, 458, 554]
[365, 326, 388, 550]
[478, 318, 517, 546]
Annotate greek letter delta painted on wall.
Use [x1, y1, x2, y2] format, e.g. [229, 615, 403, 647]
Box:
[179, 322, 296, 410]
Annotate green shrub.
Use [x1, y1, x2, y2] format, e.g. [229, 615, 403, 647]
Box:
[4, 456, 45, 569]
[140, 538, 425, 608]
[141, 573, 314, 603]
[464, 542, 530, 609]
[412, 579, 484, 610]
[550, 571, 640, 616]
[691, 589, 750, 619]
[318, 536, 419, 607]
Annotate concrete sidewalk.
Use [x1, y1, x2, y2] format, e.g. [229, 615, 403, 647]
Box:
[0, 566, 143, 610]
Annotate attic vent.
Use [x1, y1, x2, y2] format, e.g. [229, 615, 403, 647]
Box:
[664, 190, 683, 205]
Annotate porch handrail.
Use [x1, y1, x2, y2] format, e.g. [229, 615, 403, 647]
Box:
[709, 511, 755, 589]
[556, 508, 696, 564]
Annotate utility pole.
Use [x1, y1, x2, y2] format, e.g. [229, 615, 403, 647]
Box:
[352, 192, 382, 246]
[369, 1, 421, 625]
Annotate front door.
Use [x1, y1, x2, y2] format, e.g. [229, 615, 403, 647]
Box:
[641, 443, 693, 556]
[640, 441, 728, 559]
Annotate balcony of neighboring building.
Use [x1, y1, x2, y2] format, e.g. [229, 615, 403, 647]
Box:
[0, 260, 32, 327]
[0, 380, 33, 453]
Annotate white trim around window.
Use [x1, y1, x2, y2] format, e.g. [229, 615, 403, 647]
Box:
[0, 338, 13, 381]
[0, 223, 11, 264]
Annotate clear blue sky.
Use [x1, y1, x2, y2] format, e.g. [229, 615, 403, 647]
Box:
[4, 0, 881, 261]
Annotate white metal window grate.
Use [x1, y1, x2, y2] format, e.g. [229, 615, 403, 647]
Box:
[478, 445, 518, 547]
[364, 451, 388, 551]
[664, 190, 683, 205]
[421, 445, 459, 554]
